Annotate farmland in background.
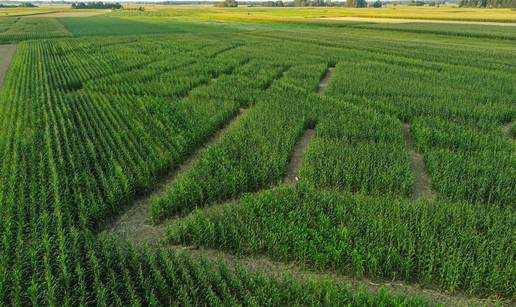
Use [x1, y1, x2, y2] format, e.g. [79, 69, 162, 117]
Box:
[0, 5, 514, 306]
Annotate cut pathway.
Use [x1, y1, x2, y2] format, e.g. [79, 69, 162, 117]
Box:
[317, 66, 335, 96]
[103, 108, 248, 246]
[502, 122, 513, 139]
[0, 44, 16, 89]
[104, 64, 290, 244]
[285, 66, 334, 184]
[402, 123, 434, 200]
[285, 129, 314, 184]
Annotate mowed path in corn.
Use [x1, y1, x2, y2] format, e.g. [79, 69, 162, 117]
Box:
[0, 44, 16, 89]
[101, 62, 506, 306]
[103, 107, 248, 246]
[105, 65, 335, 244]
[402, 123, 434, 200]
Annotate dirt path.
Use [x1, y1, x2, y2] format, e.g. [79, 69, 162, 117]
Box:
[0, 44, 16, 89]
[318, 16, 516, 27]
[285, 129, 315, 184]
[318, 66, 335, 95]
[502, 122, 513, 139]
[402, 123, 434, 200]
[172, 245, 506, 307]
[103, 64, 290, 245]
[104, 108, 247, 246]
[283, 66, 334, 184]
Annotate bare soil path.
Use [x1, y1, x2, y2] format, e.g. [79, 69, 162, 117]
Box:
[172, 245, 507, 307]
[103, 64, 289, 244]
[318, 16, 516, 27]
[285, 129, 315, 184]
[402, 123, 434, 200]
[0, 44, 16, 89]
[502, 122, 513, 139]
[283, 66, 334, 184]
[318, 66, 335, 95]
[104, 108, 247, 246]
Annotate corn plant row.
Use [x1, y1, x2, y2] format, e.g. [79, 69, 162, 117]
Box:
[0, 26, 513, 305]
[0, 17, 18, 33]
[0, 34, 354, 305]
[168, 184, 515, 298]
[324, 48, 515, 207]
[301, 101, 413, 197]
[0, 18, 71, 43]
[326, 59, 515, 124]
[150, 78, 319, 222]
[22, 229, 435, 305]
[349, 22, 516, 41]
[411, 117, 515, 206]
[256, 28, 515, 71]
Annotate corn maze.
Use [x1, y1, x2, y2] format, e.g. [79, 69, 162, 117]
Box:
[0, 11, 514, 306]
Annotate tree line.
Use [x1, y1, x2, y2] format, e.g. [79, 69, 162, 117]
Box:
[459, 0, 516, 7]
[0, 2, 37, 8]
[251, 0, 383, 7]
[71, 2, 122, 9]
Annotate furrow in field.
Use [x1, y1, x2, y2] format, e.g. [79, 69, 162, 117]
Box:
[0, 44, 16, 89]
[402, 123, 434, 200]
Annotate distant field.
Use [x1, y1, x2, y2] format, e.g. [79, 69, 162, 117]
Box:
[0, 5, 68, 17]
[59, 16, 236, 36]
[24, 11, 107, 18]
[118, 5, 516, 23]
[0, 17, 71, 43]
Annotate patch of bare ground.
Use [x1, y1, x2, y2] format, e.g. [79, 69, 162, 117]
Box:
[318, 16, 516, 27]
[171, 245, 507, 307]
[285, 129, 314, 184]
[402, 123, 434, 200]
[0, 44, 16, 89]
[24, 12, 106, 18]
[502, 122, 513, 139]
[318, 66, 335, 95]
[103, 107, 248, 246]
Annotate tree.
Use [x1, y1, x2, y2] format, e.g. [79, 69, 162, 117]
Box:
[347, 0, 367, 7]
[371, 0, 382, 7]
[215, 0, 238, 7]
[294, 0, 309, 6]
[19, 2, 37, 7]
[71, 2, 122, 9]
[225, 0, 238, 6]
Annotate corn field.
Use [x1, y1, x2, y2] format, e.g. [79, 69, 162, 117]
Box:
[0, 12, 514, 306]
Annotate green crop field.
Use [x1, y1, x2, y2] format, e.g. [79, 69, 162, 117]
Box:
[0, 4, 514, 306]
